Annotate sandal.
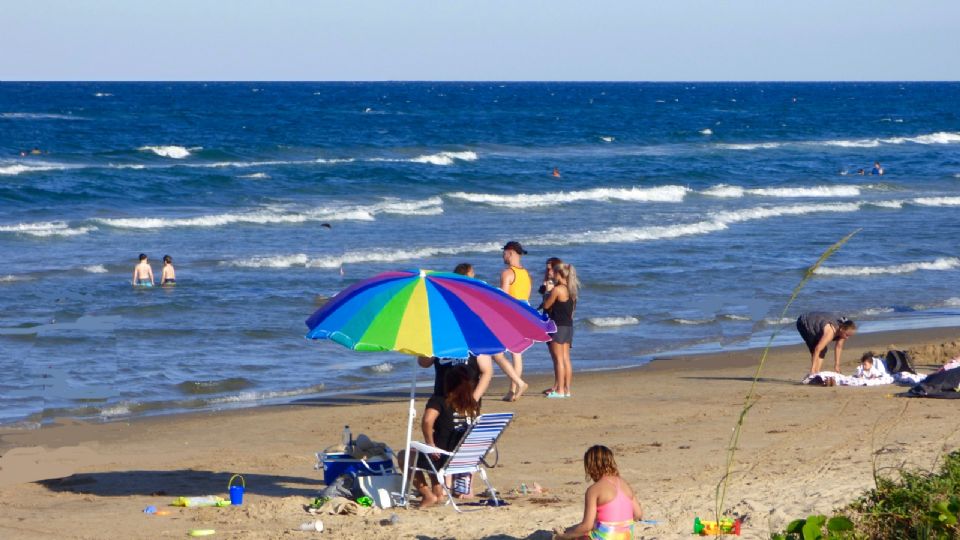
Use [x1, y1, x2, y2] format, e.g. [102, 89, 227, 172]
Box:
[546, 391, 565, 399]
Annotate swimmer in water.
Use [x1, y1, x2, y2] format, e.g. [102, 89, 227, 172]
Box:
[871, 161, 884, 176]
[857, 168, 865, 176]
[552, 168, 560, 178]
[160, 255, 176, 287]
[132, 253, 155, 288]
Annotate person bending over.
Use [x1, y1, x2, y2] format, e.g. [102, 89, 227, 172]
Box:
[796, 312, 857, 380]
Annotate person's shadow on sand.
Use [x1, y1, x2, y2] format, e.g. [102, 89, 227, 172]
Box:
[38, 469, 321, 498]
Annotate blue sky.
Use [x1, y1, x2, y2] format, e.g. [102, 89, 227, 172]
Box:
[3, 0, 957, 81]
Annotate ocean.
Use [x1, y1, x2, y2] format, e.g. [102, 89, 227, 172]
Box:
[2, 82, 959, 425]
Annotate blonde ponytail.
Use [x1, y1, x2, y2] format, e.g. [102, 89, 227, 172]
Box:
[553, 262, 581, 303]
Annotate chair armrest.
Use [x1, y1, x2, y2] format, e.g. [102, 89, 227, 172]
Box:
[409, 441, 452, 455]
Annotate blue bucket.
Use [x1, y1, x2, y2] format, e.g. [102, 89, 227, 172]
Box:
[228, 474, 245, 506]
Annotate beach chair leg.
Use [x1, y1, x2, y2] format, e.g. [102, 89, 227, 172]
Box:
[477, 467, 501, 507]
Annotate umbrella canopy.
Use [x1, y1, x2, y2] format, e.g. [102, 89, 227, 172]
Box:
[306, 269, 556, 358]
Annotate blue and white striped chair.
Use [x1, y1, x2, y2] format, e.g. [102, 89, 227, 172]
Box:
[408, 412, 514, 512]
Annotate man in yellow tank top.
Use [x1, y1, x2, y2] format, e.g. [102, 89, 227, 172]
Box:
[498, 241, 532, 400]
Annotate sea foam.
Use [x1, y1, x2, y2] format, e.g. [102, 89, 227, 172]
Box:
[447, 185, 689, 209]
[1, 112, 83, 120]
[701, 185, 859, 198]
[912, 197, 960, 207]
[408, 151, 479, 166]
[82, 265, 109, 274]
[0, 221, 97, 237]
[815, 257, 960, 276]
[587, 316, 640, 327]
[138, 145, 195, 159]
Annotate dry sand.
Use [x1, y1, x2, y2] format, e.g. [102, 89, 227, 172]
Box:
[3, 326, 960, 539]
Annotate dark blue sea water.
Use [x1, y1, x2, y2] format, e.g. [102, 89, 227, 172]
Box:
[2, 82, 960, 425]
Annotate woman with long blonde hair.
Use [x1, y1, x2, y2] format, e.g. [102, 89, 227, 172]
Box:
[542, 262, 580, 398]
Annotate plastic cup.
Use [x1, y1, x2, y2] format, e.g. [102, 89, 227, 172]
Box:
[299, 520, 324, 532]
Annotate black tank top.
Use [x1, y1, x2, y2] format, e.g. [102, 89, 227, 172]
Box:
[547, 297, 575, 327]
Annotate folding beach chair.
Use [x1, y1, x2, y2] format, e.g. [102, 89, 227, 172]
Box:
[408, 412, 514, 512]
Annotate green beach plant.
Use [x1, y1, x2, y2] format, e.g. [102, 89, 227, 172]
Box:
[714, 230, 860, 526]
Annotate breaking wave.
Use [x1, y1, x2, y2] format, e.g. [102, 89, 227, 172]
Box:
[0, 162, 74, 175]
[138, 145, 196, 159]
[587, 317, 640, 327]
[1, 112, 83, 120]
[912, 197, 960, 207]
[447, 185, 689, 208]
[82, 265, 109, 274]
[0, 221, 97, 237]
[701, 184, 860, 198]
[93, 197, 442, 230]
[816, 257, 960, 276]
[371, 151, 478, 166]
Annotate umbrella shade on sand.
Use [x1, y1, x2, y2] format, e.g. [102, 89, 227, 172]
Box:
[305, 269, 556, 505]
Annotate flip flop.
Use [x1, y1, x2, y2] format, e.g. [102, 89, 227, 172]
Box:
[546, 391, 565, 399]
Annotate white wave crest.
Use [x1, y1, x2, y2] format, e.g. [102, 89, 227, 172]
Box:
[93, 92, 113, 98]
[556, 221, 729, 245]
[368, 362, 395, 373]
[699, 128, 713, 136]
[0, 221, 97, 237]
[712, 202, 861, 225]
[82, 265, 109, 274]
[230, 254, 310, 269]
[672, 318, 714, 325]
[860, 307, 895, 316]
[408, 151, 478, 166]
[1, 112, 83, 120]
[764, 317, 795, 326]
[815, 257, 960, 276]
[702, 185, 859, 198]
[587, 317, 640, 327]
[716, 142, 782, 151]
[885, 132, 960, 145]
[822, 139, 881, 148]
[0, 162, 72, 175]
[447, 185, 689, 209]
[239, 172, 269, 179]
[701, 184, 745, 198]
[93, 197, 442, 230]
[867, 200, 904, 209]
[138, 145, 194, 159]
[1, 274, 31, 283]
[912, 197, 960, 207]
[600, 136, 615, 143]
[315, 158, 356, 164]
[306, 242, 502, 269]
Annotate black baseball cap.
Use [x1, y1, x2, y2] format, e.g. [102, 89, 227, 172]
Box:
[502, 241, 528, 255]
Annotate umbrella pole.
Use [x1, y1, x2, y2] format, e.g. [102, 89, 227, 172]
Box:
[399, 361, 417, 507]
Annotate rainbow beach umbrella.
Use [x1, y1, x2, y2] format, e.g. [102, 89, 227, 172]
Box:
[305, 269, 555, 506]
[305, 269, 556, 358]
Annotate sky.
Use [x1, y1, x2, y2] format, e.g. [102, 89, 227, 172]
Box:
[2, 0, 958, 81]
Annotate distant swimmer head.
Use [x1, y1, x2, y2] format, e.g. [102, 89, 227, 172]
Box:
[552, 167, 560, 177]
[139, 253, 148, 262]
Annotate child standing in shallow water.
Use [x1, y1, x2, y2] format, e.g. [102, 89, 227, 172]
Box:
[132, 253, 154, 287]
[161, 255, 176, 287]
[555, 445, 643, 540]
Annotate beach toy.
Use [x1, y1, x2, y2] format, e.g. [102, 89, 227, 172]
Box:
[188, 530, 216, 537]
[228, 474, 245, 506]
[172, 495, 227, 507]
[356, 496, 373, 507]
[693, 517, 741, 536]
[144, 505, 157, 514]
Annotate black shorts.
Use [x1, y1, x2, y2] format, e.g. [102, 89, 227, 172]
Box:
[796, 318, 828, 359]
[552, 325, 574, 345]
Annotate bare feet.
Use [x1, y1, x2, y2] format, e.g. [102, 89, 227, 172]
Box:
[510, 381, 528, 402]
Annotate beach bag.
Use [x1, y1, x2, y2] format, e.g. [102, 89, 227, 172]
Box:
[356, 473, 403, 508]
[884, 350, 917, 374]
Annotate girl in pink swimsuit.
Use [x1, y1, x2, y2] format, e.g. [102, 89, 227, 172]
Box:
[555, 445, 643, 540]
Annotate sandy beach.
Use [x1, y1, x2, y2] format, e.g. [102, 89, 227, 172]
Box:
[3, 326, 960, 539]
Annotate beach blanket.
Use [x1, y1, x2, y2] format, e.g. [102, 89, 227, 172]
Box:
[811, 370, 925, 387]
